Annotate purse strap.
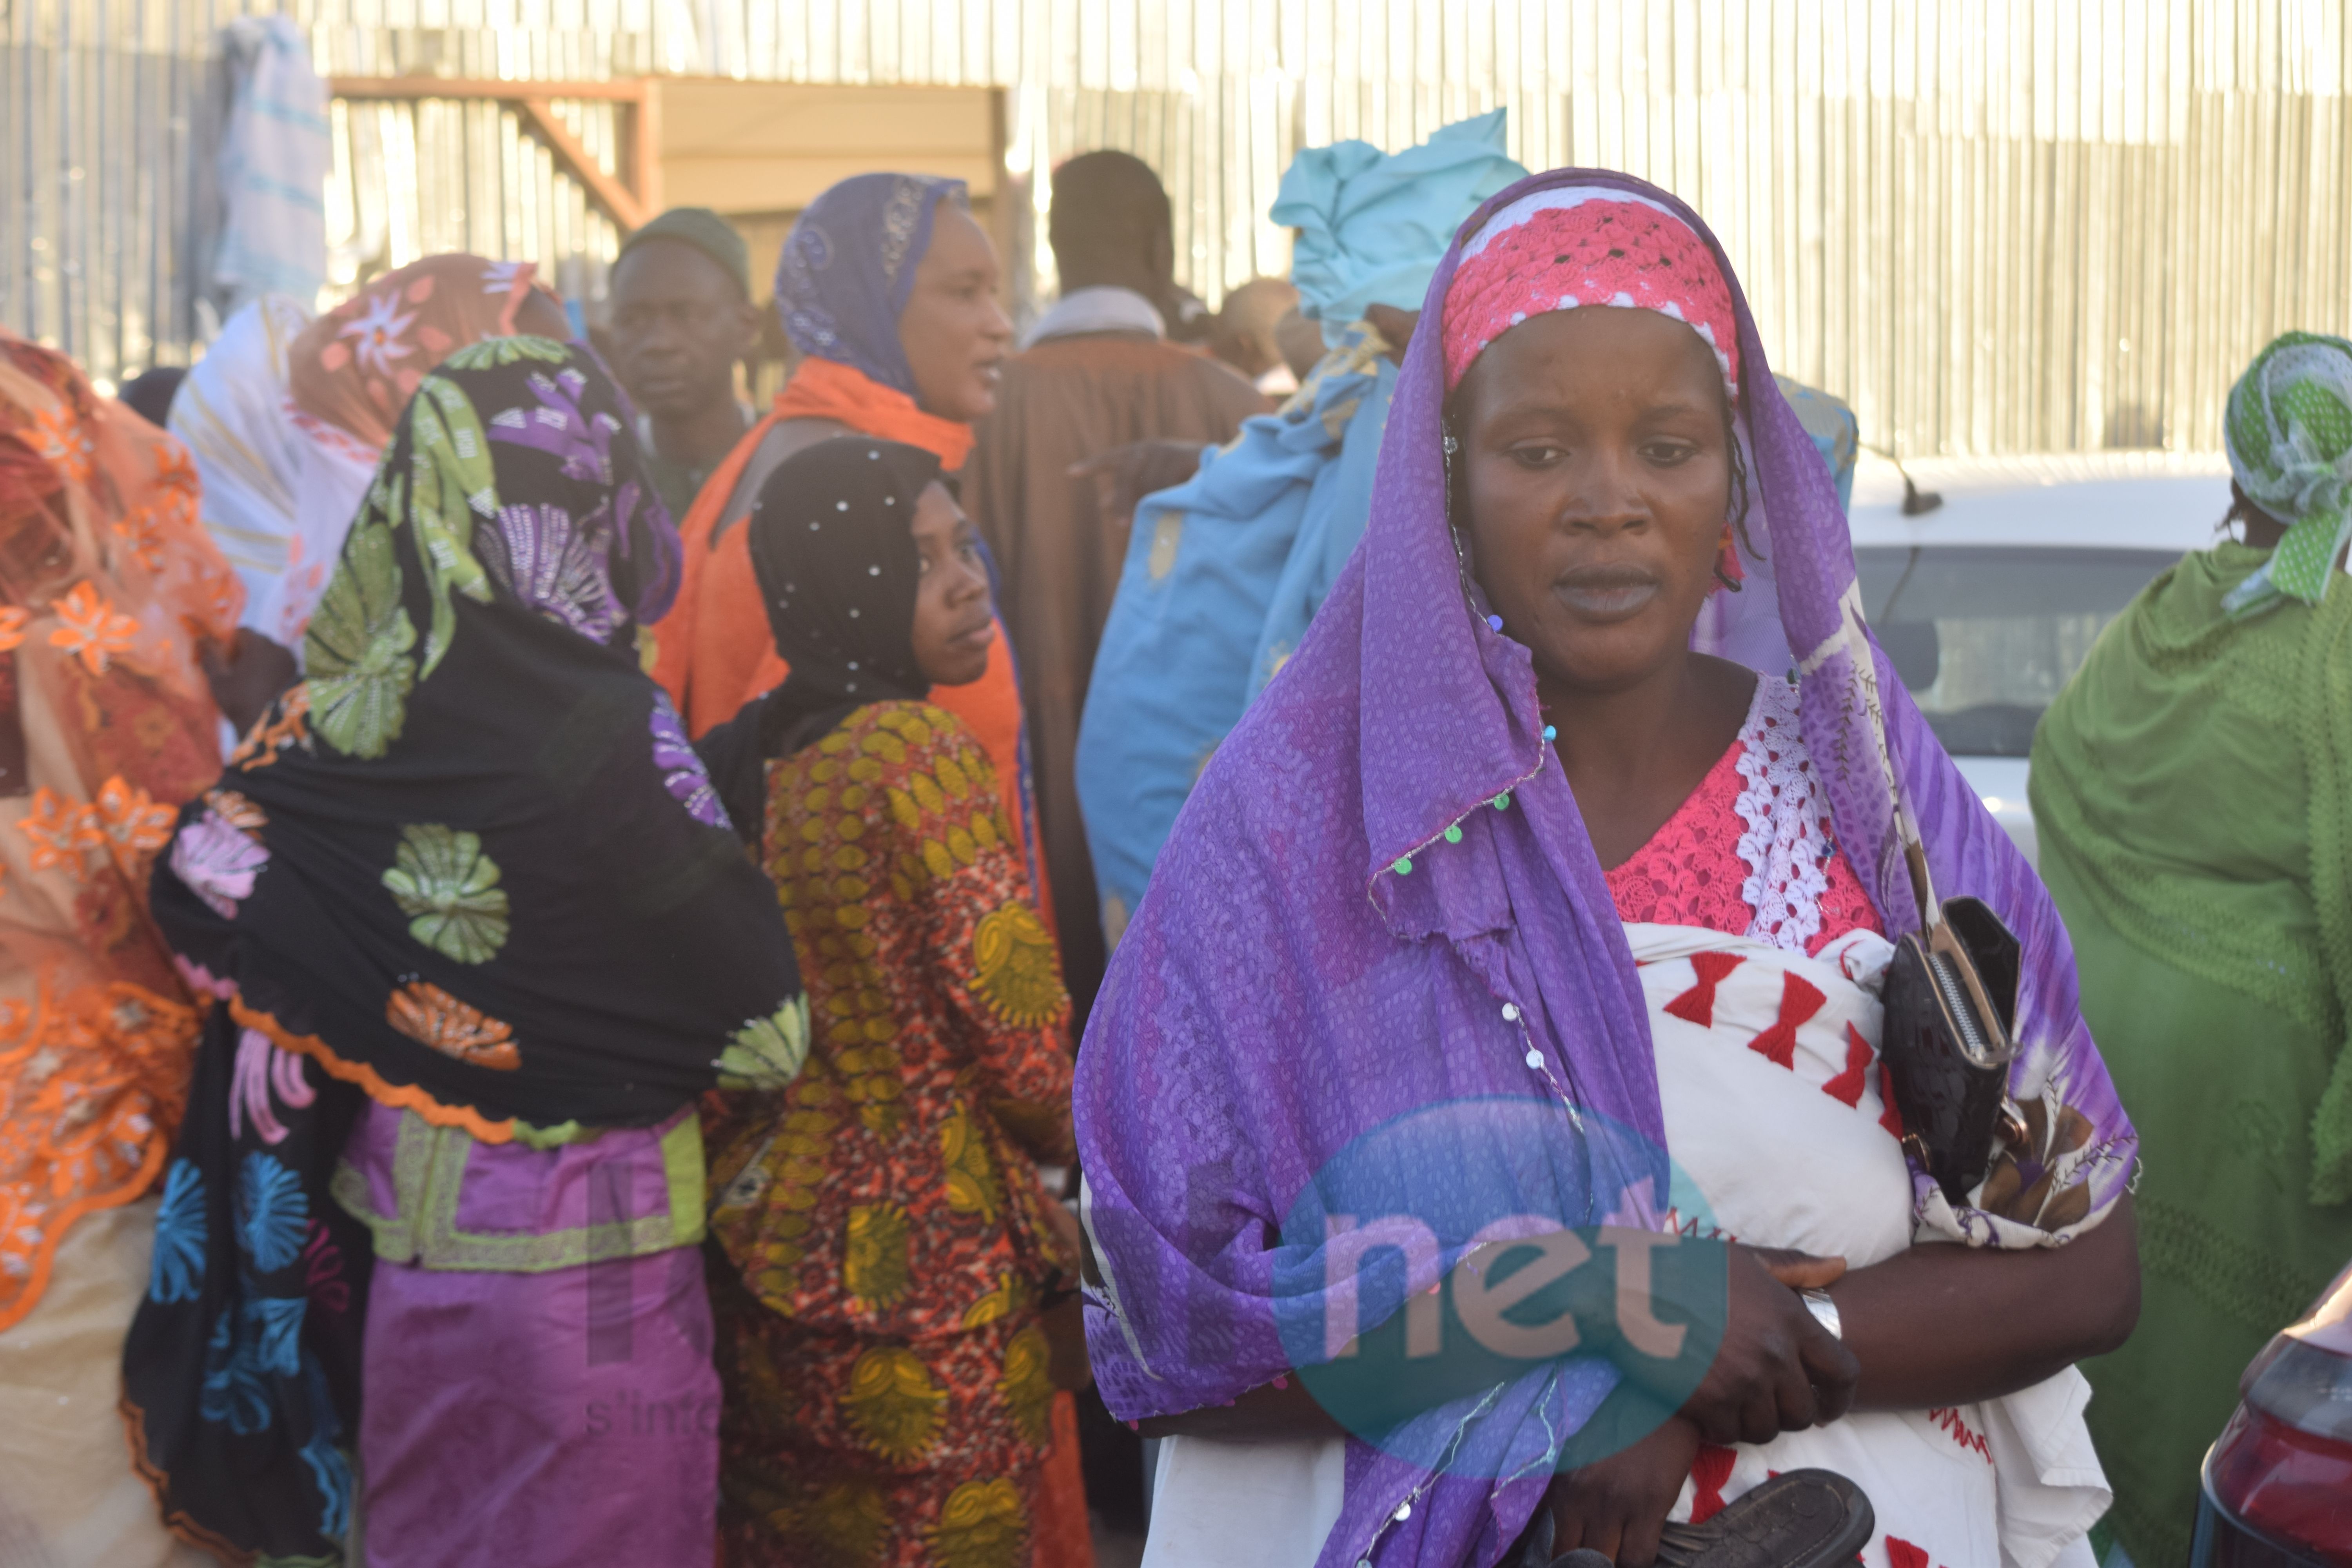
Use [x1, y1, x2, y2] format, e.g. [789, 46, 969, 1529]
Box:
[1825, 586, 1942, 935]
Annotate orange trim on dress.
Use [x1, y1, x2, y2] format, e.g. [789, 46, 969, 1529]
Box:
[0, 978, 196, 1332]
[0, 1136, 165, 1334]
[229, 996, 519, 1146]
[120, 1396, 255, 1566]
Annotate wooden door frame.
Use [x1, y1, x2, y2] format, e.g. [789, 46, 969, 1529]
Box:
[328, 76, 662, 232]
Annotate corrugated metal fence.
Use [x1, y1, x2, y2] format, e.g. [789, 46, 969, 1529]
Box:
[5, 0, 2350, 454]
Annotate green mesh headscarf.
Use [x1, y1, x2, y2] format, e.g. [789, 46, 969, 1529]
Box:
[2222, 330, 2352, 617]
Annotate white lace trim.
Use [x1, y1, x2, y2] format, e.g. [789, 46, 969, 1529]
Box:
[1732, 675, 1835, 955]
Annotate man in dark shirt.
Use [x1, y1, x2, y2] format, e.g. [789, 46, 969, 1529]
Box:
[606, 207, 761, 520]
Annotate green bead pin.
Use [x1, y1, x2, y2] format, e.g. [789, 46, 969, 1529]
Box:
[1392, 856, 1414, 875]
[1444, 824, 1463, 844]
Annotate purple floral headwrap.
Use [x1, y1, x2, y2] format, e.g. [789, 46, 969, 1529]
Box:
[773, 172, 969, 395]
[1074, 169, 2137, 1567]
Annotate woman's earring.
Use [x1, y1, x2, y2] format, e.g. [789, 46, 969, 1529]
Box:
[1450, 521, 1482, 613]
[1443, 428, 1484, 616]
[1713, 519, 1746, 594]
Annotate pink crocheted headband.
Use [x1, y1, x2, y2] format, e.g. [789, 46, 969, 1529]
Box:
[1441, 187, 1741, 398]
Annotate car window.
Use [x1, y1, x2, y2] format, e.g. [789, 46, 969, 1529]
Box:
[1854, 546, 2186, 757]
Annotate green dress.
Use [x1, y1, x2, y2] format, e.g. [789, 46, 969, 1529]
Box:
[2031, 542, 2352, 1566]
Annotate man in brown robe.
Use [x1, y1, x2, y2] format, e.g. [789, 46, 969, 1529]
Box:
[962, 151, 1267, 1027]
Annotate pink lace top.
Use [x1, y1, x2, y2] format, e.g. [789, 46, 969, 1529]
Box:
[1605, 675, 1885, 956]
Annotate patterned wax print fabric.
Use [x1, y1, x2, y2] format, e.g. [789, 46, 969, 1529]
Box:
[774, 172, 969, 397]
[273, 255, 542, 647]
[2031, 542, 2352, 1564]
[0, 330, 240, 1334]
[169, 292, 316, 634]
[1074, 169, 2138, 1568]
[121, 341, 806, 1566]
[2220, 331, 2352, 617]
[154, 338, 756, 1131]
[703, 700, 1080, 1567]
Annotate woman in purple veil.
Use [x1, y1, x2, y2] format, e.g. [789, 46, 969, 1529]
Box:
[1074, 170, 2141, 1568]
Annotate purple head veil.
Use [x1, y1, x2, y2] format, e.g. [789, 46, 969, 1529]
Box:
[773, 172, 969, 394]
[1074, 169, 2136, 1567]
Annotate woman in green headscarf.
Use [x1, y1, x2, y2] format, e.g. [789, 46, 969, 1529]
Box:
[2032, 330, 2352, 1565]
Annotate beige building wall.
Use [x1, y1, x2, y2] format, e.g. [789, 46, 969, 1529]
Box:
[5, 0, 2350, 456]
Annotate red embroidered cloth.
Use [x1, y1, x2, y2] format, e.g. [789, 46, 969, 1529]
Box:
[1605, 733, 1884, 955]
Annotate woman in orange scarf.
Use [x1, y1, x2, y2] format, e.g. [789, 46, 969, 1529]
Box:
[649, 175, 1048, 911]
[0, 330, 241, 1566]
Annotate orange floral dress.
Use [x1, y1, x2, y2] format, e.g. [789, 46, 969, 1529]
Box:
[0, 330, 240, 1331]
[705, 700, 1078, 1568]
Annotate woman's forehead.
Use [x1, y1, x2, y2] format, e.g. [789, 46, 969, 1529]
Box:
[1459, 307, 1726, 416]
[908, 479, 964, 527]
[916, 205, 992, 278]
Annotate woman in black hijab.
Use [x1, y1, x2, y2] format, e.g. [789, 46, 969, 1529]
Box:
[699, 437, 1084, 1567]
[123, 341, 805, 1568]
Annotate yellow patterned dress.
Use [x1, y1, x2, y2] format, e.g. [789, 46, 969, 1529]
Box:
[706, 700, 1078, 1568]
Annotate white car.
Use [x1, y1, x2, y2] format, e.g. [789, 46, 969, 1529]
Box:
[1846, 450, 2234, 865]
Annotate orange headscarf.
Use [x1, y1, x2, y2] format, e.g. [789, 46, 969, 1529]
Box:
[651, 359, 1046, 925]
[0, 330, 243, 1330]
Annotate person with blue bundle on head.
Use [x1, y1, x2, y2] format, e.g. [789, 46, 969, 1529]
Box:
[1076, 111, 1528, 952]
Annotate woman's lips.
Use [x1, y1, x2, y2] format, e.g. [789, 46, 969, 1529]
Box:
[1552, 565, 1662, 619]
[949, 619, 994, 652]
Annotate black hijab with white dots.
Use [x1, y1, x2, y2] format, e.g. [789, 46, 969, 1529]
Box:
[699, 435, 945, 834]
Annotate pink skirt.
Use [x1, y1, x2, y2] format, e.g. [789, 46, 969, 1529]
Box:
[348, 1110, 720, 1567]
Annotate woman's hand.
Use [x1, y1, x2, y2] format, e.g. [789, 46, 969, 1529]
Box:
[1546, 1414, 1701, 1568]
[199, 629, 298, 738]
[1039, 1292, 1093, 1392]
[1655, 1244, 1858, 1447]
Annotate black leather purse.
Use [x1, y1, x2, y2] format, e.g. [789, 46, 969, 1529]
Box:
[1878, 841, 2023, 1204]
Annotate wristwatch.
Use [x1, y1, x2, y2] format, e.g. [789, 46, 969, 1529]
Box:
[1800, 1286, 1843, 1340]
